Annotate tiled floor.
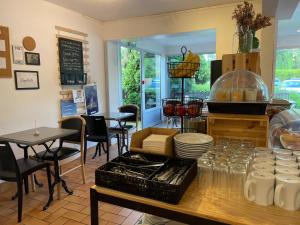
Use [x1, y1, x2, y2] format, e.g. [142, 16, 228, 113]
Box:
[0, 145, 143, 225]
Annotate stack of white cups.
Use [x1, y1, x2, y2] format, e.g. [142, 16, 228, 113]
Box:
[244, 147, 300, 211]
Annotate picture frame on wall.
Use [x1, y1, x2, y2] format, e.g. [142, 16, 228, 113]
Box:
[14, 70, 39, 90]
[25, 52, 40, 65]
[12, 45, 25, 64]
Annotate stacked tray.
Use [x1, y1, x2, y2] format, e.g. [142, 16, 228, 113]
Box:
[174, 133, 213, 159]
[95, 152, 197, 204]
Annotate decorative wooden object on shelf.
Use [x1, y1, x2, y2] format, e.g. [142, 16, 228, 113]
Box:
[222, 52, 261, 75]
[207, 113, 269, 147]
[0, 26, 12, 77]
[22, 36, 36, 51]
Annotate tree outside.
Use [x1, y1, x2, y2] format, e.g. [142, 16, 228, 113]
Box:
[275, 48, 300, 110]
[121, 47, 141, 108]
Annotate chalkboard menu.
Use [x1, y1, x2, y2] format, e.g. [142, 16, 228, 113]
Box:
[58, 37, 86, 85]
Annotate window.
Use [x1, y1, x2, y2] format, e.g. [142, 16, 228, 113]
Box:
[274, 49, 300, 110]
[143, 53, 161, 110]
[167, 53, 216, 99]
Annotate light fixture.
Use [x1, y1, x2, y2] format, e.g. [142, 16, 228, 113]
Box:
[297, 29, 300, 33]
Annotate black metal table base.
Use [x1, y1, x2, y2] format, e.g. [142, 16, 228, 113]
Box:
[90, 188, 227, 225]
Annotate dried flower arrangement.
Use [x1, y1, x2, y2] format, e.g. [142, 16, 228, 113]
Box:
[232, 1, 272, 51]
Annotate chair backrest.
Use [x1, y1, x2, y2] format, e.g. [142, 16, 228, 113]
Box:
[59, 116, 86, 145]
[0, 142, 20, 177]
[81, 115, 108, 137]
[118, 104, 139, 123]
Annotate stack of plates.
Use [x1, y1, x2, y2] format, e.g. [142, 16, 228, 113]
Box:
[174, 133, 213, 159]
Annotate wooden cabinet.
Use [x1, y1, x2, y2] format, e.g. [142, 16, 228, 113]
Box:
[207, 113, 269, 147]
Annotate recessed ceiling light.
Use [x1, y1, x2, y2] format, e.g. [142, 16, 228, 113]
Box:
[297, 29, 300, 33]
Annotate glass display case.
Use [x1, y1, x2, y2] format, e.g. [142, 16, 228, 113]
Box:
[207, 70, 269, 114]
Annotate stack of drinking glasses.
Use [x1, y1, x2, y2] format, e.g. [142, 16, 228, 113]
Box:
[197, 138, 255, 198]
[244, 147, 300, 211]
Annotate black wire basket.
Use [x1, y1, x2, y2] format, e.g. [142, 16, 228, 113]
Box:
[167, 46, 200, 78]
[162, 97, 203, 118]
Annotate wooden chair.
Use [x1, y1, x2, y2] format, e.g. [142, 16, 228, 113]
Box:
[0, 142, 53, 222]
[34, 116, 86, 199]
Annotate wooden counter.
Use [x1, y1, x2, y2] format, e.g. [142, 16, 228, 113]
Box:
[90, 172, 300, 225]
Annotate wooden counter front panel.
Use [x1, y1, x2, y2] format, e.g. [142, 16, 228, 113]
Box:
[207, 113, 269, 147]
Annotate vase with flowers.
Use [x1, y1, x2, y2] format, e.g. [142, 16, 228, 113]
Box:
[232, 1, 272, 53]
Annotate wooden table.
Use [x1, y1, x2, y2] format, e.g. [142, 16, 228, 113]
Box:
[90, 172, 300, 225]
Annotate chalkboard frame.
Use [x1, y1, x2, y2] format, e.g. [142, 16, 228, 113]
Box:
[58, 37, 86, 85]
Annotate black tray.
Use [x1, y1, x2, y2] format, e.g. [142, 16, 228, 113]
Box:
[207, 101, 268, 115]
[95, 153, 197, 204]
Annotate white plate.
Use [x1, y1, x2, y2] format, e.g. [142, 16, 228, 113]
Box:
[174, 133, 213, 145]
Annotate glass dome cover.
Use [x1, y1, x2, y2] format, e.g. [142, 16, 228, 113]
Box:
[209, 69, 269, 102]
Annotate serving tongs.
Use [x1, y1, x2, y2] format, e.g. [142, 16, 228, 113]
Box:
[110, 166, 148, 179]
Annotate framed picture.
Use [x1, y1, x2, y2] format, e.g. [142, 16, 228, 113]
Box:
[84, 84, 99, 115]
[14, 70, 39, 90]
[25, 52, 40, 65]
[12, 45, 24, 64]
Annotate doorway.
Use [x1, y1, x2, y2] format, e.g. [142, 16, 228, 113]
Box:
[119, 45, 162, 128]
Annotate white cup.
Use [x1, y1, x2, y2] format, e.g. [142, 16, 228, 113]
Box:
[245, 88, 257, 101]
[252, 163, 275, 174]
[276, 160, 298, 169]
[244, 171, 275, 206]
[253, 158, 275, 165]
[293, 151, 300, 157]
[275, 174, 300, 211]
[275, 166, 300, 176]
[273, 149, 293, 156]
[254, 147, 273, 153]
[276, 155, 297, 162]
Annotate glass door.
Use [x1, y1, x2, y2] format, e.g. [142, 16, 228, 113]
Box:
[120, 46, 142, 124]
[141, 52, 162, 128]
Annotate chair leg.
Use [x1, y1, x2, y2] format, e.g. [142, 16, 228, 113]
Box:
[126, 132, 129, 152]
[92, 144, 99, 159]
[84, 139, 88, 164]
[17, 179, 23, 223]
[117, 134, 120, 156]
[106, 141, 109, 162]
[30, 174, 35, 192]
[80, 158, 86, 184]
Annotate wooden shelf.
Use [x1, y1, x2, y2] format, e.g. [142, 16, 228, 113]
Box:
[207, 113, 269, 147]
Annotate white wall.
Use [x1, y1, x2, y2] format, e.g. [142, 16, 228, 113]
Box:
[102, 0, 279, 94]
[0, 0, 105, 157]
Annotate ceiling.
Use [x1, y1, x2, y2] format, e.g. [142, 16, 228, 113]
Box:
[139, 29, 216, 47]
[44, 0, 241, 22]
[277, 1, 300, 48]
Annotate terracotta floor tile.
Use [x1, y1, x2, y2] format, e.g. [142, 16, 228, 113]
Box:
[121, 211, 143, 225]
[63, 220, 84, 225]
[63, 210, 87, 222]
[43, 208, 69, 223]
[63, 202, 86, 212]
[28, 209, 50, 220]
[49, 216, 69, 225]
[101, 212, 126, 224]
[22, 216, 49, 225]
[0, 206, 15, 216]
[118, 208, 132, 217]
